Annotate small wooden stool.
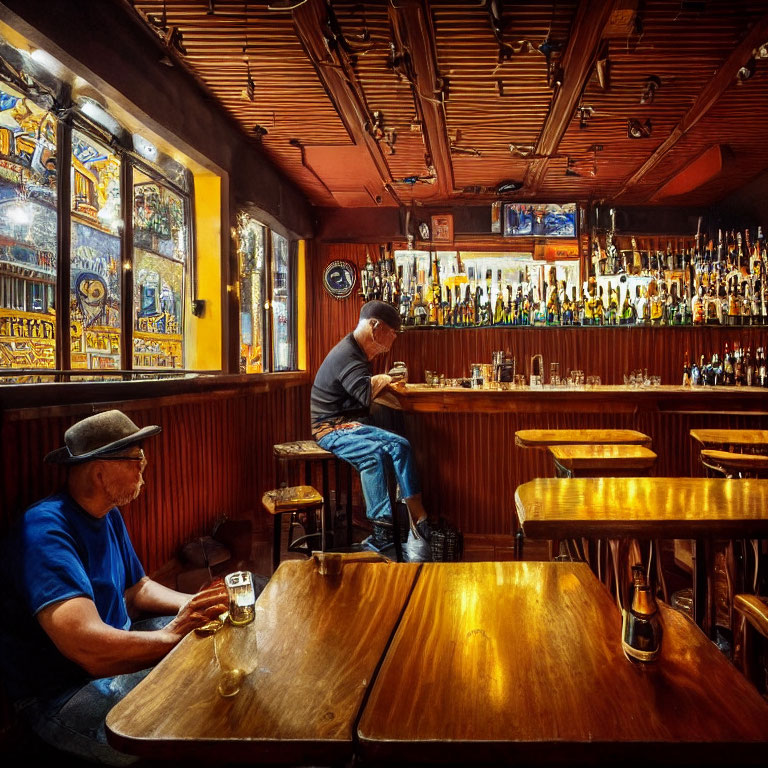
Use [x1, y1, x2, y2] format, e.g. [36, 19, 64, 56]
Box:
[273, 440, 354, 548]
[700, 449, 768, 479]
[262, 485, 323, 572]
[549, 444, 657, 478]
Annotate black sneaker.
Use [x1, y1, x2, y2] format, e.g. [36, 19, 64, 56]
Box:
[403, 518, 433, 563]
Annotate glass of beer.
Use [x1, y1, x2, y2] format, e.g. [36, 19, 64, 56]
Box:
[225, 571, 255, 626]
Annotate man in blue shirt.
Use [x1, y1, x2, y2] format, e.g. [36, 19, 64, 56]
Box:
[0, 410, 230, 765]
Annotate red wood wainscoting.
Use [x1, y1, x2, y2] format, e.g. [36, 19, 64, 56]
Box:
[0, 375, 311, 575]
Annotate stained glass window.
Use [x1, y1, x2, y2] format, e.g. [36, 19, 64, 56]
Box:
[271, 232, 292, 371]
[70, 130, 122, 370]
[236, 214, 265, 373]
[132, 168, 187, 369]
[0, 83, 57, 370]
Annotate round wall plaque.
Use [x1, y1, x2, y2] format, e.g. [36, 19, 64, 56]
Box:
[323, 260, 357, 299]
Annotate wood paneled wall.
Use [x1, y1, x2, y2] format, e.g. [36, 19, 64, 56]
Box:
[0, 381, 310, 574]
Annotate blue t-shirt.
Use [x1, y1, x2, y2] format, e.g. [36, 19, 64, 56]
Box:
[0, 492, 145, 702]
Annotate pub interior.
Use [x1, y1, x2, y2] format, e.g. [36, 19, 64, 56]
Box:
[2, 0, 768, 765]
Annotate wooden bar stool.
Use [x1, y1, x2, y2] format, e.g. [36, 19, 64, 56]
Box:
[273, 440, 354, 549]
[547, 444, 660, 607]
[549, 444, 657, 478]
[700, 450, 768, 479]
[262, 485, 324, 573]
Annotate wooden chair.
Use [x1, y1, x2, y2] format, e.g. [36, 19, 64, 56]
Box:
[698, 450, 768, 660]
[262, 485, 324, 572]
[273, 440, 354, 548]
[547, 443, 661, 609]
[734, 594, 768, 694]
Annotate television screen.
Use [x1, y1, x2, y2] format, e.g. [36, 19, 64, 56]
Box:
[503, 203, 577, 238]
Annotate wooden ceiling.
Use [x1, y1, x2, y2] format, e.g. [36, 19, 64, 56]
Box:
[132, 1, 768, 209]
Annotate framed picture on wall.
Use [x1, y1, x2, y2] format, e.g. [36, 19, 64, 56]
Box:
[503, 203, 577, 238]
[431, 214, 454, 243]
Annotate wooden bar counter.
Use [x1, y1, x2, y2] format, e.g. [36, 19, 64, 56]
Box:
[381, 384, 768, 543]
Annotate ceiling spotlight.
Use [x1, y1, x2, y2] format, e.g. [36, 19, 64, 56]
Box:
[737, 58, 756, 82]
[640, 75, 661, 104]
[578, 105, 594, 130]
[496, 180, 524, 194]
[627, 118, 652, 139]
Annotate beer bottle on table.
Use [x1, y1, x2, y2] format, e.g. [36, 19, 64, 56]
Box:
[621, 565, 662, 663]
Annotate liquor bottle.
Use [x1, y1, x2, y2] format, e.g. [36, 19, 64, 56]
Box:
[561, 284, 573, 326]
[744, 347, 754, 387]
[621, 565, 662, 663]
[573, 286, 582, 326]
[757, 347, 767, 387]
[723, 342, 733, 385]
[620, 284, 636, 325]
[682, 352, 691, 387]
[692, 283, 704, 325]
[607, 282, 619, 325]
[691, 354, 701, 386]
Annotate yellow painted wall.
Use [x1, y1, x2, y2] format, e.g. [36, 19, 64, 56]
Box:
[297, 239, 306, 370]
[187, 173, 222, 370]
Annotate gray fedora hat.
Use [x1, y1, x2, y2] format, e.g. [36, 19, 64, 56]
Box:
[45, 409, 161, 464]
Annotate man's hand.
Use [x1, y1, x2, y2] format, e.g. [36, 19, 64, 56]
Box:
[370, 373, 392, 399]
[166, 580, 229, 638]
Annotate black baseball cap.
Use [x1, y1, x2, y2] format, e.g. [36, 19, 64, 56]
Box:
[359, 300, 401, 331]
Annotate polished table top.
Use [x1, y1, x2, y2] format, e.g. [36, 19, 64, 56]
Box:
[106, 559, 420, 763]
[358, 561, 768, 765]
[515, 428, 652, 448]
[690, 429, 768, 447]
[515, 477, 768, 539]
[108, 560, 768, 765]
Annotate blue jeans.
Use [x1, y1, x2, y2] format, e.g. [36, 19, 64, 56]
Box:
[16, 615, 173, 766]
[318, 424, 420, 522]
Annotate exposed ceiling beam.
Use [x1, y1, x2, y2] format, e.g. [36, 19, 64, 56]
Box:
[292, 0, 401, 205]
[525, 0, 618, 193]
[620, 10, 768, 199]
[388, 0, 454, 199]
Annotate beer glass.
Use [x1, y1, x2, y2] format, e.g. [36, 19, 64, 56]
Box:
[225, 571, 255, 626]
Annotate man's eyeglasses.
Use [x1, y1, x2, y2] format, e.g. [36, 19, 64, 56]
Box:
[98, 449, 146, 463]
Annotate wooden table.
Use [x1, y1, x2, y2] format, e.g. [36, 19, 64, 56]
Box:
[515, 477, 768, 628]
[358, 561, 768, 766]
[515, 428, 652, 449]
[690, 429, 768, 452]
[107, 561, 768, 765]
[548, 444, 657, 477]
[106, 559, 420, 763]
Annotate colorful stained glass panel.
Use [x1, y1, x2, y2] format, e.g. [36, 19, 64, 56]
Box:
[70, 130, 122, 370]
[0, 83, 57, 370]
[132, 169, 187, 368]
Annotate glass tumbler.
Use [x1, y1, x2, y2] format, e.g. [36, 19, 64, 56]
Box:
[225, 571, 255, 626]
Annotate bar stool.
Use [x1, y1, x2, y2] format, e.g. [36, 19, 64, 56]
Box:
[273, 440, 354, 549]
[262, 485, 324, 572]
[549, 444, 657, 478]
[700, 449, 768, 479]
